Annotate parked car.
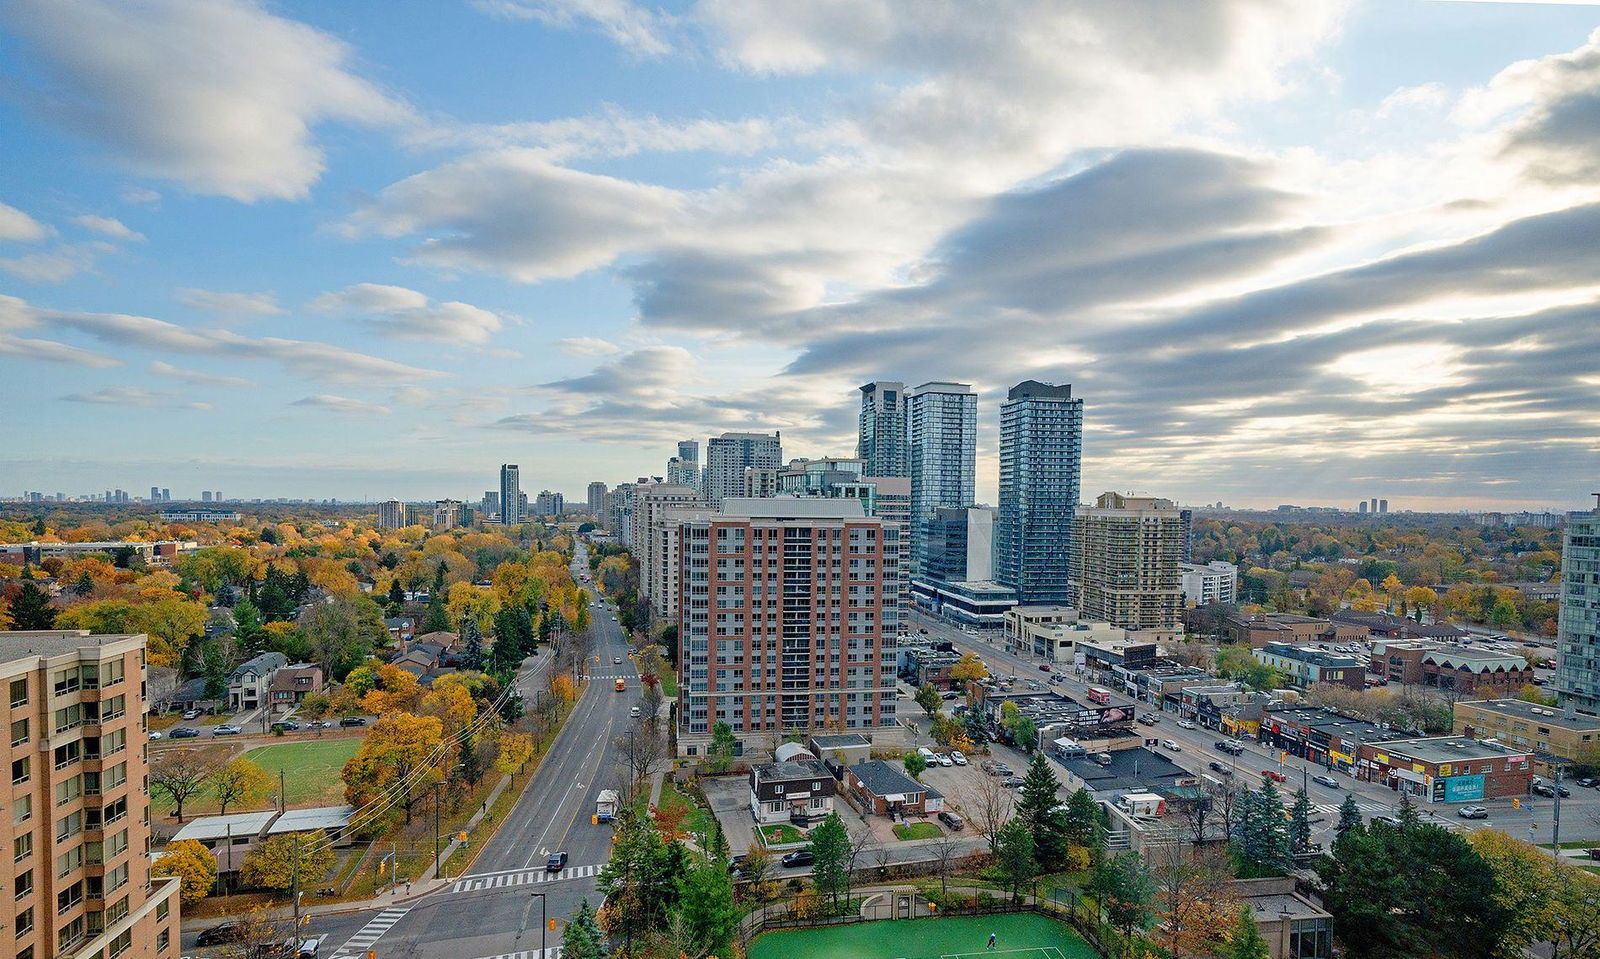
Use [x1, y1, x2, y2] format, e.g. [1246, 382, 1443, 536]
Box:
[950, 751, 967, 766]
[212, 724, 242, 736]
[941, 691, 961, 700]
[1214, 740, 1245, 756]
[1457, 805, 1489, 819]
[1207, 761, 1233, 776]
[1261, 769, 1289, 784]
[546, 851, 568, 872]
[1161, 740, 1182, 752]
[936, 753, 954, 767]
[1138, 715, 1159, 726]
[1312, 774, 1340, 789]
[781, 850, 814, 867]
[727, 854, 747, 875]
[1002, 776, 1027, 788]
[1575, 777, 1598, 788]
[1177, 720, 1197, 730]
[196, 923, 247, 946]
[182, 709, 201, 721]
[147, 731, 163, 740]
[937, 810, 965, 830]
[339, 716, 368, 727]
[168, 726, 200, 739]
[307, 719, 333, 729]
[270, 721, 300, 733]
[1533, 782, 1570, 798]
[1372, 815, 1405, 827]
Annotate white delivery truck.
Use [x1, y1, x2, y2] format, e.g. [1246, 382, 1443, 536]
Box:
[595, 789, 620, 823]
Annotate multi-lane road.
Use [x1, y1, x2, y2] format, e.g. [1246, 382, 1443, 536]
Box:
[218, 542, 644, 959]
[907, 607, 1600, 848]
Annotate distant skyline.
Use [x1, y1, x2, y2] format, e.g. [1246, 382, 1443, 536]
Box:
[3, 1, 1598, 510]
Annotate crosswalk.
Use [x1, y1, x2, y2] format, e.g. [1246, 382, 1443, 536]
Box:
[450, 863, 601, 893]
[468, 948, 564, 959]
[332, 907, 408, 957]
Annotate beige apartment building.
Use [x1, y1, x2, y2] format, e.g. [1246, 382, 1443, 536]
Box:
[1069, 492, 1185, 630]
[631, 484, 708, 622]
[2, 631, 180, 959]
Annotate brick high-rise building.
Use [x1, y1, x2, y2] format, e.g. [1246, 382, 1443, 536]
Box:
[675, 499, 900, 757]
[2, 631, 181, 959]
[1070, 492, 1185, 630]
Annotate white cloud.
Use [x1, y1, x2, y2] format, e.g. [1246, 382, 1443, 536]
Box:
[472, 0, 675, 57]
[149, 360, 256, 388]
[556, 336, 623, 356]
[0, 334, 119, 368]
[0, 243, 112, 283]
[291, 394, 393, 416]
[121, 187, 160, 206]
[0, 202, 48, 241]
[6, 0, 413, 201]
[173, 288, 285, 319]
[62, 386, 210, 410]
[1376, 82, 1451, 119]
[71, 215, 144, 242]
[310, 283, 506, 344]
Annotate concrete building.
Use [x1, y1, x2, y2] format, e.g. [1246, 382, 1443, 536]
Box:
[1369, 639, 1533, 695]
[632, 484, 708, 621]
[0, 540, 188, 568]
[742, 466, 779, 499]
[996, 380, 1082, 605]
[1454, 699, 1600, 764]
[907, 381, 976, 575]
[1179, 561, 1238, 607]
[911, 578, 1018, 631]
[1002, 606, 1126, 664]
[1330, 608, 1467, 641]
[532, 490, 564, 517]
[1055, 745, 1196, 802]
[1, 631, 182, 959]
[376, 499, 407, 530]
[499, 464, 521, 526]
[1070, 492, 1184, 630]
[586, 481, 608, 516]
[1358, 735, 1532, 802]
[158, 508, 241, 523]
[1557, 506, 1600, 714]
[429, 499, 459, 530]
[856, 381, 908, 478]
[674, 499, 899, 757]
[1253, 643, 1366, 690]
[704, 432, 783, 508]
[1233, 877, 1334, 959]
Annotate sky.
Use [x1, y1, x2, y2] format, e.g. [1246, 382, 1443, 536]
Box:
[2, 0, 1599, 511]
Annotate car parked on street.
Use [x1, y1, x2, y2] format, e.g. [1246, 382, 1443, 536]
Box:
[1575, 777, 1598, 788]
[339, 716, 367, 727]
[936, 753, 954, 767]
[781, 850, 813, 867]
[211, 724, 241, 736]
[1214, 740, 1245, 755]
[271, 721, 300, 733]
[168, 726, 200, 739]
[1177, 720, 1197, 730]
[1457, 805, 1489, 819]
[950, 751, 967, 766]
[147, 731, 163, 740]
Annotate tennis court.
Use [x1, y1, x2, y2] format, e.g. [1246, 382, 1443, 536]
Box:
[746, 912, 1103, 959]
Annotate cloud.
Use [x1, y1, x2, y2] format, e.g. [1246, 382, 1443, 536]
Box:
[471, 0, 675, 57]
[62, 386, 210, 410]
[121, 187, 160, 206]
[0, 202, 48, 241]
[1487, 29, 1600, 185]
[411, 105, 781, 159]
[149, 360, 256, 388]
[1, 294, 445, 382]
[71, 215, 144, 242]
[5, 0, 413, 201]
[173, 288, 285, 319]
[1376, 82, 1450, 119]
[556, 336, 622, 356]
[340, 151, 684, 282]
[0, 242, 112, 283]
[291, 394, 393, 416]
[0, 334, 120, 368]
[309, 283, 506, 344]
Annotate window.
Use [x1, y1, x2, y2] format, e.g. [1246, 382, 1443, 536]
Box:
[56, 774, 83, 806]
[155, 899, 169, 922]
[13, 795, 32, 825]
[57, 845, 84, 878]
[57, 880, 84, 914]
[54, 668, 81, 696]
[157, 929, 170, 953]
[12, 756, 30, 785]
[56, 810, 83, 842]
[108, 930, 132, 959]
[106, 862, 129, 893]
[9, 678, 27, 708]
[54, 704, 83, 734]
[11, 718, 28, 748]
[101, 659, 125, 686]
[14, 832, 33, 863]
[16, 907, 33, 936]
[105, 762, 127, 791]
[15, 869, 33, 900]
[18, 947, 34, 959]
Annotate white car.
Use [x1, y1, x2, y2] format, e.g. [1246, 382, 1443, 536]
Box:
[1177, 720, 1197, 730]
[147, 731, 163, 740]
[950, 751, 967, 766]
[1161, 740, 1182, 752]
[937, 753, 954, 767]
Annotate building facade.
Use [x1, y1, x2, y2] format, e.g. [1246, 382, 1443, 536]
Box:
[1179, 561, 1238, 607]
[1557, 507, 1600, 713]
[586, 481, 608, 516]
[1253, 643, 1365, 690]
[1358, 735, 1532, 802]
[1, 631, 182, 959]
[432, 499, 461, 530]
[704, 432, 782, 508]
[995, 380, 1082, 605]
[631, 484, 708, 621]
[856, 381, 908, 479]
[498, 464, 521, 526]
[1369, 640, 1533, 695]
[1454, 699, 1600, 763]
[674, 499, 898, 757]
[1069, 492, 1184, 630]
[376, 499, 407, 530]
[906, 382, 976, 576]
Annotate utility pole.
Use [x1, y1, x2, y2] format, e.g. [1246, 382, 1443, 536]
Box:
[1552, 763, 1563, 859]
[434, 781, 443, 878]
[534, 892, 547, 959]
[291, 835, 303, 957]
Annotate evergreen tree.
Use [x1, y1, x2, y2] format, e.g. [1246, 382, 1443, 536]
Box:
[423, 593, 450, 634]
[1396, 792, 1422, 828]
[459, 620, 486, 672]
[1089, 851, 1156, 940]
[597, 809, 680, 952]
[808, 812, 852, 912]
[676, 861, 741, 957]
[73, 571, 95, 596]
[258, 568, 295, 621]
[1016, 752, 1070, 870]
[31, 517, 46, 536]
[560, 899, 606, 959]
[289, 569, 311, 604]
[1289, 787, 1314, 854]
[11, 580, 56, 630]
[457, 731, 485, 787]
[386, 579, 406, 613]
[994, 817, 1038, 899]
[201, 642, 229, 700]
[1063, 787, 1105, 862]
[962, 706, 989, 746]
[1228, 906, 1272, 959]
[707, 817, 730, 863]
[432, 561, 447, 596]
[1234, 785, 1290, 876]
[259, 526, 278, 545]
[1335, 794, 1362, 837]
[232, 598, 265, 656]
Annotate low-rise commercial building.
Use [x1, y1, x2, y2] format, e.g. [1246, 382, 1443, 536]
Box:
[846, 760, 944, 817]
[1234, 877, 1334, 959]
[1184, 607, 1367, 648]
[1257, 706, 1405, 772]
[1055, 745, 1198, 801]
[1357, 735, 1532, 802]
[1453, 699, 1600, 763]
[1254, 643, 1366, 691]
[1002, 605, 1127, 663]
[1332, 608, 1467, 641]
[1369, 640, 1533, 695]
[978, 686, 1139, 740]
[748, 758, 836, 826]
[910, 578, 1019, 631]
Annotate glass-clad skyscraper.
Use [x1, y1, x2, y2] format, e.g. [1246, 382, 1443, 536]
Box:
[996, 380, 1082, 604]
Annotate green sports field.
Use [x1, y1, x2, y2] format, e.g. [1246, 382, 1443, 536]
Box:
[746, 913, 1103, 959]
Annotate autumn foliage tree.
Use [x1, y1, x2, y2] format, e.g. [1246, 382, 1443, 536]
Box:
[240, 831, 336, 894]
[342, 713, 448, 825]
[153, 839, 217, 905]
[209, 757, 271, 816]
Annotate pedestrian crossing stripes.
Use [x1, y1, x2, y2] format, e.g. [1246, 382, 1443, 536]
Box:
[468, 948, 563, 959]
[450, 864, 601, 893]
[332, 907, 408, 957]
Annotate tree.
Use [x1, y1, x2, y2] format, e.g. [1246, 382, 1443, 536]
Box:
[1335, 794, 1361, 837]
[962, 706, 990, 746]
[10, 580, 55, 630]
[240, 832, 336, 894]
[1233, 784, 1290, 877]
[130, 596, 210, 666]
[153, 839, 217, 905]
[210, 757, 271, 816]
[741, 841, 772, 887]
[1468, 829, 1600, 959]
[459, 620, 485, 671]
[386, 579, 406, 612]
[914, 683, 942, 718]
[676, 862, 741, 957]
[809, 812, 852, 912]
[1062, 787, 1105, 863]
[1090, 851, 1156, 941]
[993, 818, 1037, 900]
[597, 809, 681, 952]
[232, 597, 265, 656]
[1228, 906, 1272, 959]
[341, 713, 447, 824]
[560, 899, 606, 959]
[151, 749, 212, 822]
[495, 731, 535, 775]
[903, 750, 928, 780]
[706, 720, 737, 774]
[1013, 714, 1038, 753]
[962, 774, 1016, 855]
[298, 596, 385, 681]
[949, 651, 989, 685]
[201, 640, 229, 701]
[1288, 786, 1314, 854]
[1152, 844, 1239, 959]
[613, 724, 667, 793]
[1015, 751, 1070, 871]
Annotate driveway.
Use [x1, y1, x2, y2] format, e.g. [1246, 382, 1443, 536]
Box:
[702, 775, 757, 856]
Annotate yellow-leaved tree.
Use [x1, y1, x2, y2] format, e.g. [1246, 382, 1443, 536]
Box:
[153, 839, 217, 905]
[342, 713, 447, 825]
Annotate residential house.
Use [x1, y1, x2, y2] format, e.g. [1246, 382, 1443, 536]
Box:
[228, 651, 287, 711]
[846, 760, 944, 817]
[748, 758, 836, 825]
[268, 664, 323, 707]
[1332, 608, 1467, 640]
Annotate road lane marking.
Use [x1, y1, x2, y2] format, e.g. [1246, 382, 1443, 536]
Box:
[331, 907, 409, 957]
[451, 863, 603, 893]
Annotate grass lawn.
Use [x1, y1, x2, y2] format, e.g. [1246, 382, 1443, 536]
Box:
[659, 780, 713, 843]
[760, 823, 807, 846]
[748, 913, 1103, 959]
[244, 738, 363, 807]
[658, 669, 678, 697]
[894, 822, 943, 841]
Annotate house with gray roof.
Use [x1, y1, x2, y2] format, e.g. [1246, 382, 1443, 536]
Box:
[845, 759, 944, 817]
[228, 651, 287, 711]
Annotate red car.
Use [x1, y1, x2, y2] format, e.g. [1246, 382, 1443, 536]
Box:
[1262, 769, 1289, 784]
[1040, 664, 1051, 672]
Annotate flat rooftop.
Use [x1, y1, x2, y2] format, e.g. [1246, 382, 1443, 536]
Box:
[1059, 747, 1192, 792]
[1459, 699, 1600, 731]
[0, 630, 143, 661]
[1378, 735, 1523, 764]
[718, 497, 867, 519]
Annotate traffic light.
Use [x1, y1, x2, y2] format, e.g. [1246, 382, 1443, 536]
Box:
[549, 919, 558, 932]
[591, 814, 599, 825]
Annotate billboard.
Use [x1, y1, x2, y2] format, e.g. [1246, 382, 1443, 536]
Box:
[1436, 773, 1486, 803]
